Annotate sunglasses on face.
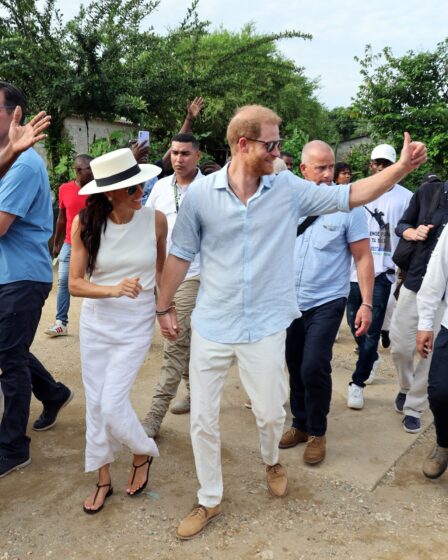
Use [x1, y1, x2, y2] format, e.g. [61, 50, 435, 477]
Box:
[126, 184, 142, 196]
[244, 137, 283, 153]
[371, 159, 392, 168]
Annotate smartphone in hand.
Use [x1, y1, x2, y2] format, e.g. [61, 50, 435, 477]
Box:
[138, 130, 150, 148]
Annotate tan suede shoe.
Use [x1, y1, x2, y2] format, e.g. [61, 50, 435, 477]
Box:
[422, 444, 448, 479]
[176, 504, 222, 540]
[279, 427, 308, 449]
[303, 435, 326, 465]
[266, 463, 288, 497]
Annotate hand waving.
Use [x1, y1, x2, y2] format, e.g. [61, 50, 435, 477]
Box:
[187, 97, 205, 120]
[9, 107, 51, 154]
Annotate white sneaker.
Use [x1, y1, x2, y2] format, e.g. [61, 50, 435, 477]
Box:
[364, 355, 381, 385]
[44, 320, 68, 337]
[347, 384, 364, 409]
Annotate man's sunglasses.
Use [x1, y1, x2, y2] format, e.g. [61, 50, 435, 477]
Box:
[244, 137, 282, 153]
[126, 184, 142, 196]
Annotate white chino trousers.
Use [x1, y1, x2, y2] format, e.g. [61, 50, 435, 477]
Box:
[80, 292, 159, 472]
[189, 328, 288, 508]
[390, 285, 444, 418]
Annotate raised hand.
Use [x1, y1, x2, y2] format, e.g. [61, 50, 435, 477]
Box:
[187, 97, 205, 120]
[9, 107, 51, 154]
[131, 141, 149, 164]
[398, 132, 427, 173]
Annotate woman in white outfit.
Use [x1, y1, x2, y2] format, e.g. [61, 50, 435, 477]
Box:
[69, 148, 167, 514]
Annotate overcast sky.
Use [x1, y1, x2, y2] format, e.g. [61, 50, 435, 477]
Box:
[50, 0, 447, 108]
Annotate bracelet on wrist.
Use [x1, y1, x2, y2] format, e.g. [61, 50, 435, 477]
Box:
[156, 302, 176, 316]
[361, 302, 373, 310]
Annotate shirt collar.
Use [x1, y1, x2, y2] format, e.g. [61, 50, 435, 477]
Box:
[212, 163, 273, 192]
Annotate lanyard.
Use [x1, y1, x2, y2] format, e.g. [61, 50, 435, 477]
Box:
[172, 176, 181, 213]
[172, 170, 199, 212]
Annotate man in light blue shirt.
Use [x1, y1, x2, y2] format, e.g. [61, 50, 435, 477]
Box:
[155, 104, 427, 540]
[279, 140, 373, 465]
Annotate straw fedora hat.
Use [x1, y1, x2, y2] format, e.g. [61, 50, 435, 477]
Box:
[79, 148, 161, 195]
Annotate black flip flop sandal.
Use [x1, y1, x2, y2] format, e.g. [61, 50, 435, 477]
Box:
[127, 456, 153, 496]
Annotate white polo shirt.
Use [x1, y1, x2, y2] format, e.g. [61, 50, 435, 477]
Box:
[146, 169, 203, 279]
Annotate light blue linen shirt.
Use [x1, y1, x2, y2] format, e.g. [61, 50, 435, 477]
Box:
[170, 165, 350, 343]
[294, 201, 368, 311]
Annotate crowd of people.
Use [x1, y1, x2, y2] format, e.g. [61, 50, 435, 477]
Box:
[1, 79, 447, 541]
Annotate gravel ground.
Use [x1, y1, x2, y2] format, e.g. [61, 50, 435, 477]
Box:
[1, 287, 447, 560]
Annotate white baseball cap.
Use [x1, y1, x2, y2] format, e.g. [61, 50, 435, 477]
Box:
[370, 144, 396, 163]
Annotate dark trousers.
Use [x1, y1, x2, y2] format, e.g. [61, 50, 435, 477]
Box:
[347, 272, 392, 387]
[285, 297, 346, 436]
[428, 326, 448, 448]
[0, 281, 66, 459]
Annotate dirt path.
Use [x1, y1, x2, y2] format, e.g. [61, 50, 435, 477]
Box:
[1, 286, 447, 560]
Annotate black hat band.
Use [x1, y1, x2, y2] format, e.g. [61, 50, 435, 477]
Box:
[95, 164, 141, 187]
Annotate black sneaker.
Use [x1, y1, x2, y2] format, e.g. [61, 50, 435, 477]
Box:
[394, 392, 406, 413]
[0, 455, 31, 479]
[381, 330, 391, 349]
[403, 415, 421, 434]
[32, 388, 74, 431]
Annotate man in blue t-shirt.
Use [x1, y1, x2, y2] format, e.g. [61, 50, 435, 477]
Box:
[0, 81, 74, 479]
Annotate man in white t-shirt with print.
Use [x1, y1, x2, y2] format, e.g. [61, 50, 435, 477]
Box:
[347, 144, 412, 409]
[142, 133, 203, 436]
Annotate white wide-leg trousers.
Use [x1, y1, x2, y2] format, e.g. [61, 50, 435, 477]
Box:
[189, 328, 288, 508]
[80, 292, 159, 472]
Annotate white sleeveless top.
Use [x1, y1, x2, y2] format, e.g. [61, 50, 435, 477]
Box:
[90, 207, 157, 291]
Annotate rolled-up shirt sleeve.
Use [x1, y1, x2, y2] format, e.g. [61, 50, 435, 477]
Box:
[417, 225, 448, 331]
[169, 188, 201, 262]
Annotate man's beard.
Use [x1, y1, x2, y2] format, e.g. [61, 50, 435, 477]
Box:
[247, 155, 274, 177]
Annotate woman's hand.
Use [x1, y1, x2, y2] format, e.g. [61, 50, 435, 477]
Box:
[114, 277, 143, 298]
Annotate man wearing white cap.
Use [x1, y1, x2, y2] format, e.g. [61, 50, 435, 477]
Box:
[347, 144, 412, 411]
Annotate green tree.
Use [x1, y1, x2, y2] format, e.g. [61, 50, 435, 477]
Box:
[0, 0, 334, 175]
[353, 40, 448, 188]
[0, 0, 160, 174]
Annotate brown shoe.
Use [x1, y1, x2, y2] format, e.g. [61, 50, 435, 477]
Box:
[303, 435, 326, 465]
[176, 504, 222, 540]
[422, 444, 448, 479]
[279, 427, 308, 449]
[266, 463, 288, 497]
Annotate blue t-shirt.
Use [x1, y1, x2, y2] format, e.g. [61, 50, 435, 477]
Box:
[0, 148, 53, 284]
